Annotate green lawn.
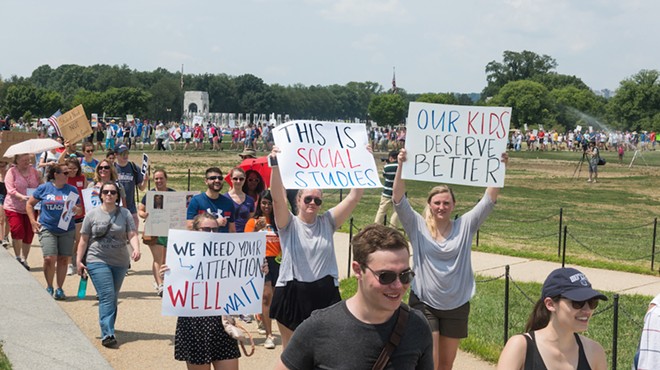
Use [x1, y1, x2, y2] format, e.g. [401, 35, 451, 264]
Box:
[0, 342, 11, 370]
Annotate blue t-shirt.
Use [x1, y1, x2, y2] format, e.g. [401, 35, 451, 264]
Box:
[115, 161, 144, 213]
[186, 193, 235, 233]
[81, 158, 99, 183]
[32, 182, 80, 232]
[223, 193, 255, 232]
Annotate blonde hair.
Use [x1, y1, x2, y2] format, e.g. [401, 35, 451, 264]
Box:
[422, 185, 456, 238]
[296, 189, 323, 216]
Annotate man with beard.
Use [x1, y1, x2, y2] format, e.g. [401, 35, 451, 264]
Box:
[186, 167, 235, 232]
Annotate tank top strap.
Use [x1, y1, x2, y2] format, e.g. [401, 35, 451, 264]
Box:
[573, 333, 592, 370]
[523, 332, 548, 370]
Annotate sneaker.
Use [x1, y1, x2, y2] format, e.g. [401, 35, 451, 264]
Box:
[264, 336, 276, 349]
[46, 286, 54, 296]
[587, 179, 592, 183]
[54, 288, 66, 300]
[16, 257, 30, 271]
[101, 335, 117, 348]
[1, 239, 8, 249]
[157, 284, 164, 297]
[239, 314, 253, 324]
[67, 264, 75, 276]
[257, 321, 267, 335]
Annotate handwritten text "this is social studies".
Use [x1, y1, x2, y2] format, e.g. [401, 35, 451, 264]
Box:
[403, 102, 511, 188]
[162, 230, 266, 317]
[272, 121, 382, 190]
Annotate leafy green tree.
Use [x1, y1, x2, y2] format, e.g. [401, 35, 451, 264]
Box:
[4, 84, 40, 119]
[483, 50, 557, 98]
[416, 93, 459, 105]
[368, 94, 407, 126]
[489, 80, 554, 128]
[102, 87, 151, 116]
[146, 78, 181, 121]
[607, 69, 660, 131]
[71, 89, 104, 117]
[550, 86, 604, 130]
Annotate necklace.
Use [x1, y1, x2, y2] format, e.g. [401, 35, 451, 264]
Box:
[436, 220, 452, 241]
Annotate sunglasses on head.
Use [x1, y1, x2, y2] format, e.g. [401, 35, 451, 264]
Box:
[303, 196, 323, 206]
[199, 227, 220, 233]
[363, 265, 415, 285]
[561, 297, 599, 310]
[98, 165, 111, 170]
[102, 190, 118, 195]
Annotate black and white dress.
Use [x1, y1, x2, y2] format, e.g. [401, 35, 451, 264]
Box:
[174, 316, 240, 364]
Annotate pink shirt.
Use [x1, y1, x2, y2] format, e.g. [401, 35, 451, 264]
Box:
[5, 166, 41, 214]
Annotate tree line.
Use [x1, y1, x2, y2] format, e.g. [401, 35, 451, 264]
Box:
[0, 50, 659, 132]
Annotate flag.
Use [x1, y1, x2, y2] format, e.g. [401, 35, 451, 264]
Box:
[391, 67, 397, 94]
[48, 110, 62, 137]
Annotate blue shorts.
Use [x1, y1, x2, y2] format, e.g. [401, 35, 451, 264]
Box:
[0, 194, 5, 206]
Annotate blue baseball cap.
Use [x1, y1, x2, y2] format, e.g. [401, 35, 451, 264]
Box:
[542, 268, 607, 301]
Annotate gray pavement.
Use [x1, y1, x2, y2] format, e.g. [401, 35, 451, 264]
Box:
[1, 232, 658, 369]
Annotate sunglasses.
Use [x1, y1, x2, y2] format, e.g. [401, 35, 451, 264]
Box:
[248, 178, 260, 182]
[85, 150, 94, 153]
[363, 265, 415, 285]
[232, 177, 245, 181]
[199, 227, 219, 233]
[57, 171, 70, 176]
[98, 165, 111, 170]
[303, 196, 323, 206]
[561, 297, 599, 310]
[102, 190, 118, 195]
[206, 175, 223, 181]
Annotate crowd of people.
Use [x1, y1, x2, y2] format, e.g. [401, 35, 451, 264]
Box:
[510, 128, 658, 153]
[2, 126, 657, 370]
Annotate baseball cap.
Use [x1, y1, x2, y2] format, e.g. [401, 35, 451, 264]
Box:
[239, 148, 256, 158]
[541, 268, 607, 301]
[116, 144, 129, 154]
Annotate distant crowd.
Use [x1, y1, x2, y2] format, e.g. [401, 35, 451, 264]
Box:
[510, 129, 658, 152]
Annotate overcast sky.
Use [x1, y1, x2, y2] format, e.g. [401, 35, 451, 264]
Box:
[1, 0, 657, 94]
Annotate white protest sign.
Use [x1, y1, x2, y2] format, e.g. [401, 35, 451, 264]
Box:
[144, 191, 199, 237]
[81, 187, 102, 211]
[193, 116, 203, 125]
[403, 102, 510, 188]
[58, 192, 79, 230]
[141, 153, 149, 177]
[272, 120, 382, 189]
[162, 229, 266, 317]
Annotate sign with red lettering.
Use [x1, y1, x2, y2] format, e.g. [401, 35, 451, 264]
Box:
[272, 120, 382, 189]
[161, 230, 266, 317]
[403, 102, 511, 188]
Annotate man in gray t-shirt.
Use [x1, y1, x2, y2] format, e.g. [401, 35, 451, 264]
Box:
[276, 224, 433, 370]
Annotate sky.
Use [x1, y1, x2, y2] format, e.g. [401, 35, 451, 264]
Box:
[1, 0, 658, 95]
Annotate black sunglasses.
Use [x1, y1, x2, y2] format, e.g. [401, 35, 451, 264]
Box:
[248, 178, 260, 182]
[232, 177, 245, 181]
[57, 171, 70, 175]
[206, 175, 223, 181]
[561, 297, 599, 310]
[102, 190, 118, 195]
[98, 165, 111, 170]
[199, 227, 220, 233]
[303, 196, 323, 206]
[363, 265, 415, 285]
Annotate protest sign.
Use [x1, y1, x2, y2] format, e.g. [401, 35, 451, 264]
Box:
[144, 191, 199, 237]
[81, 187, 102, 211]
[271, 120, 381, 189]
[162, 230, 266, 317]
[58, 192, 79, 230]
[126, 114, 134, 122]
[403, 102, 510, 188]
[91, 113, 98, 128]
[0, 131, 38, 157]
[141, 153, 149, 177]
[193, 115, 203, 125]
[57, 105, 93, 144]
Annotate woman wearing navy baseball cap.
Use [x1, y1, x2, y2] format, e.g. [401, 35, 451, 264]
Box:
[497, 267, 608, 370]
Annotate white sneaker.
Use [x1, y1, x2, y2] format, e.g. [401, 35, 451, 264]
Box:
[257, 320, 267, 335]
[67, 264, 75, 276]
[264, 336, 276, 349]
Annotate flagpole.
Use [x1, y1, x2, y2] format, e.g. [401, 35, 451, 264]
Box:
[180, 64, 184, 124]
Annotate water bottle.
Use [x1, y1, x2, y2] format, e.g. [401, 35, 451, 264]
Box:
[77, 275, 88, 299]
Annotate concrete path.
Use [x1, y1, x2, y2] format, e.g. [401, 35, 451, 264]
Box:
[2, 231, 658, 369]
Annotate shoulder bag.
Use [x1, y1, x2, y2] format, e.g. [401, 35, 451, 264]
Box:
[372, 303, 410, 370]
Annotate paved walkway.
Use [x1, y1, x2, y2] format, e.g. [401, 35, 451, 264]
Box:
[2, 232, 659, 369]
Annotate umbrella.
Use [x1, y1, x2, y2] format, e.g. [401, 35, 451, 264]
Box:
[224, 156, 271, 188]
[3, 138, 63, 158]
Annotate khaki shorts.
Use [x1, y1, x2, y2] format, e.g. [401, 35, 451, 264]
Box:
[39, 229, 75, 257]
[409, 291, 470, 338]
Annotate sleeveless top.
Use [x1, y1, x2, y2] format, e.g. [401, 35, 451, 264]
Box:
[524, 331, 591, 370]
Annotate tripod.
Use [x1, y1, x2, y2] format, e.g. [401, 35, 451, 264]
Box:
[629, 148, 649, 168]
[572, 151, 588, 179]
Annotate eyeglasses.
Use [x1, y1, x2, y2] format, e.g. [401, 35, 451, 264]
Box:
[232, 177, 245, 181]
[248, 178, 260, 183]
[101, 190, 118, 195]
[561, 297, 599, 310]
[98, 165, 111, 170]
[303, 196, 323, 206]
[206, 175, 223, 181]
[199, 227, 220, 233]
[85, 150, 94, 153]
[363, 265, 415, 285]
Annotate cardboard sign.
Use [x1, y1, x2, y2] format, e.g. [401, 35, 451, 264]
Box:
[57, 105, 93, 144]
[144, 191, 199, 237]
[0, 131, 38, 157]
[161, 229, 266, 317]
[272, 120, 382, 189]
[403, 102, 510, 188]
